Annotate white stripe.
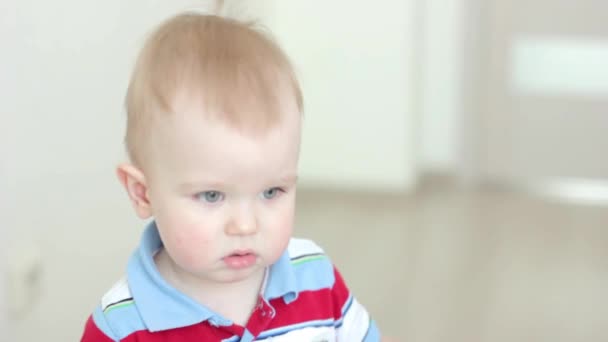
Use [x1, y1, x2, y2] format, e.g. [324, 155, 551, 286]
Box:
[287, 238, 325, 259]
[258, 318, 335, 339]
[336, 297, 370, 341]
[257, 326, 336, 341]
[101, 276, 132, 310]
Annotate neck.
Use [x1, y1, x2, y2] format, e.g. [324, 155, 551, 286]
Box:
[154, 248, 265, 326]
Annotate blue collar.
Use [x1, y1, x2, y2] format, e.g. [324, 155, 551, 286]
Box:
[127, 222, 298, 332]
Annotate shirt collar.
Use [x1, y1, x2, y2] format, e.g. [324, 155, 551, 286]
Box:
[264, 249, 299, 304]
[127, 221, 299, 332]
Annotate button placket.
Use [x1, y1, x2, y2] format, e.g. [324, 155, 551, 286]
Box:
[258, 298, 274, 320]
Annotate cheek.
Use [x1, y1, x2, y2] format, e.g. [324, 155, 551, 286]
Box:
[265, 198, 294, 228]
[171, 227, 212, 249]
[262, 202, 295, 255]
[168, 228, 215, 267]
[274, 211, 294, 236]
[155, 198, 218, 248]
[157, 216, 218, 266]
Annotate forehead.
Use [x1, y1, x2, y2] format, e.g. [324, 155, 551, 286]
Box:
[145, 104, 302, 184]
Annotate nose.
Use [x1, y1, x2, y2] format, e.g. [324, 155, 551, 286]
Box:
[225, 202, 259, 236]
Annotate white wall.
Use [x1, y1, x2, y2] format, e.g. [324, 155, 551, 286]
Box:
[8, 1, 215, 340]
[419, 0, 464, 172]
[1, 1, 18, 338]
[273, 0, 418, 191]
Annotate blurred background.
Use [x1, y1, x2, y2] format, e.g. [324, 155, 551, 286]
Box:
[2, 0, 608, 341]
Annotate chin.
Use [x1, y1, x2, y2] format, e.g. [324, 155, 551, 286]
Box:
[216, 265, 266, 283]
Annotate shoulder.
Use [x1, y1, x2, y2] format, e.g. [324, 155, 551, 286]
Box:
[101, 276, 133, 312]
[286, 238, 338, 291]
[287, 237, 326, 261]
[286, 240, 378, 340]
[88, 276, 146, 341]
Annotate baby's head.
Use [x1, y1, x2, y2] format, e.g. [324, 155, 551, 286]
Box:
[117, 13, 303, 283]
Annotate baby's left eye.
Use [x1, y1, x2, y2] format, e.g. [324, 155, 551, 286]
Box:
[261, 187, 282, 200]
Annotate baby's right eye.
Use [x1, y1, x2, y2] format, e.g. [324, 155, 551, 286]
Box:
[195, 191, 225, 203]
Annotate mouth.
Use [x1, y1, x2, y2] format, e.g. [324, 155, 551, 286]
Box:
[229, 250, 254, 257]
[222, 250, 258, 269]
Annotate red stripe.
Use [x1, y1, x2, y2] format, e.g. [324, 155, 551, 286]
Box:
[247, 266, 352, 336]
[122, 322, 242, 342]
[331, 266, 352, 316]
[81, 315, 242, 342]
[80, 316, 114, 342]
[81, 266, 353, 341]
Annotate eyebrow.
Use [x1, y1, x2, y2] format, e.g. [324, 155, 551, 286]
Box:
[178, 174, 298, 191]
[280, 174, 299, 184]
[178, 180, 225, 192]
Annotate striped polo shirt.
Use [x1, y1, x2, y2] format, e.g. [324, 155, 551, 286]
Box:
[81, 223, 380, 341]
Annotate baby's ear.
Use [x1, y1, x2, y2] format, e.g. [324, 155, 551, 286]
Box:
[116, 163, 152, 219]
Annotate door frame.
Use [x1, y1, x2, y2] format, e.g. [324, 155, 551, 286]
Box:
[455, 0, 608, 205]
[456, 0, 489, 185]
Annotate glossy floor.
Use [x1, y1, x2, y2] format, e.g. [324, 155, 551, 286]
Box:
[295, 181, 608, 342]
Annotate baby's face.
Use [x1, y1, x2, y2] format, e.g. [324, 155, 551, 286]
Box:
[142, 98, 301, 285]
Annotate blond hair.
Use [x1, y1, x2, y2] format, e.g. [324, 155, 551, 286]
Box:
[124, 13, 303, 165]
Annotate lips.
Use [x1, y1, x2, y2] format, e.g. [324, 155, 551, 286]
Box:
[223, 250, 257, 269]
[230, 250, 254, 257]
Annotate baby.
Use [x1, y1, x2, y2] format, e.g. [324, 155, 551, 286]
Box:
[81, 12, 382, 341]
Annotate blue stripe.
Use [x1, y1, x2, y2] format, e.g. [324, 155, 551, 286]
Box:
[332, 294, 354, 329]
[101, 300, 147, 340]
[257, 318, 335, 339]
[221, 336, 240, 342]
[341, 294, 354, 315]
[335, 318, 344, 329]
[240, 330, 255, 342]
[292, 258, 335, 292]
[363, 319, 381, 342]
[91, 306, 118, 340]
